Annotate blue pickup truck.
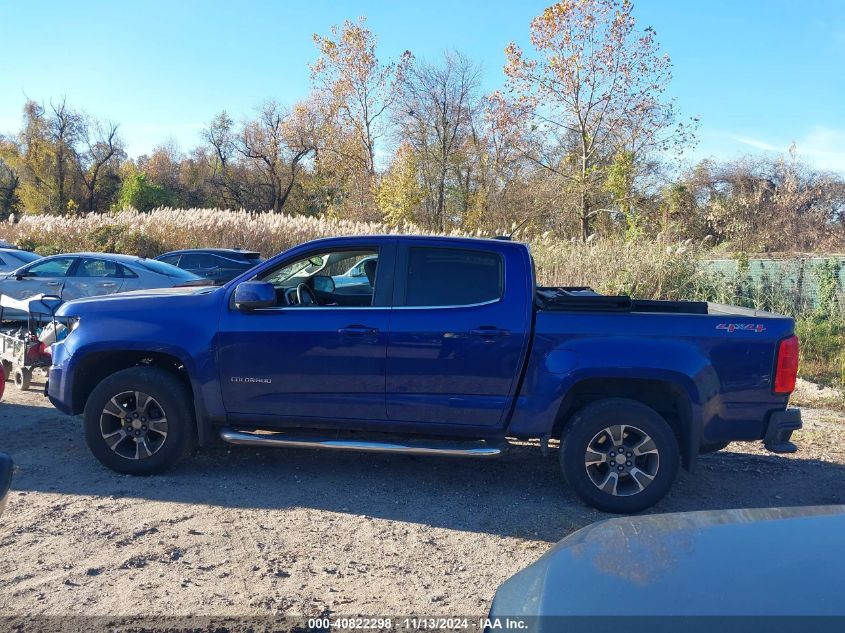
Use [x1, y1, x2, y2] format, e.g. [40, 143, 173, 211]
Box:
[46, 235, 801, 513]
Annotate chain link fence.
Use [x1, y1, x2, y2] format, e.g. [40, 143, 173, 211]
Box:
[701, 256, 845, 315]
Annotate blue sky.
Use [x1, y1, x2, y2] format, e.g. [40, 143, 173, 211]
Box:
[2, 0, 844, 171]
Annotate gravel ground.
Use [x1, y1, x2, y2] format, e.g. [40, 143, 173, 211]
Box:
[0, 377, 843, 619]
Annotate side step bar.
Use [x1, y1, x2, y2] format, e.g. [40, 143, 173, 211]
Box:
[219, 428, 505, 458]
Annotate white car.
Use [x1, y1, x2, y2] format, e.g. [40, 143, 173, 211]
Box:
[0, 248, 42, 274]
[0, 252, 206, 319]
[332, 254, 377, 288]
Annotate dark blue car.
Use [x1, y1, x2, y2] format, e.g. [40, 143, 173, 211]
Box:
[155, 248, 264, 285]
[45, 235, 801, 513]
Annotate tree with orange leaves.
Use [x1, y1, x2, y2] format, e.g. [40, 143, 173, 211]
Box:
[311, 18, 411, 218]
[503, 0, 687, 240]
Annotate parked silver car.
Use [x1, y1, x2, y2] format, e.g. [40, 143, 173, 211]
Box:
[0, 248, 42, 273]
[0, 253, 205, 307]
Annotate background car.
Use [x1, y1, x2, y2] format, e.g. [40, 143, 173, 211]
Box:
[156, 249, 265, 285]
[331, 254, 377, 288]
[0, 248, 42, 274]
[0, 252, 206, 311]
[0, 452, 11, 517]
[489, 505, 845, 620]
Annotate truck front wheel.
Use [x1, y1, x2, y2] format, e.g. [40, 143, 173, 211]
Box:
[83, 367, 195, 475]
[560, 398, 680, 514]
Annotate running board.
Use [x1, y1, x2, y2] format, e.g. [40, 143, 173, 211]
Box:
[219, 428, 505, 458]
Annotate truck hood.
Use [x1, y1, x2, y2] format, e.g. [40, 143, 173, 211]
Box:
[56, 285, 223, 316]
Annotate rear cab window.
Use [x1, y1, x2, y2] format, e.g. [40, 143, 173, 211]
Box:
[402, 246, 503, 307]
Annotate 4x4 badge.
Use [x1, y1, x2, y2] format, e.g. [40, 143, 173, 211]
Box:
[716, 323, 766, 333]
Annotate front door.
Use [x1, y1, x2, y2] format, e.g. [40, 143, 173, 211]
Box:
[217, 244, 393, 423]
[1, 256, 76, 300]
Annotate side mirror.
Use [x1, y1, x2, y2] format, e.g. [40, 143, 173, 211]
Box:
[313, 275, 335, 293]
[234, 281, 276, 311]
[15, 271, 31, 280]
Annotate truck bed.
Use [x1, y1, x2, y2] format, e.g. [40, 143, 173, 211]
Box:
[536, 286, 709, 314]
[536, 286, 788, 318]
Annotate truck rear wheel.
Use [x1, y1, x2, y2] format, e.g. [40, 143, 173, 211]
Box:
[560, 398, 679, 514]
[83, 367, 195, 475]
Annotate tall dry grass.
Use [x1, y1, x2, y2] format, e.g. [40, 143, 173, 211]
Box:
[0, 208, 705, 301]
[1, 208, 842, 388]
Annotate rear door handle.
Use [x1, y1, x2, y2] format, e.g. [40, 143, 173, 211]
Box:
[469, 327, 510, 338]
[338, 325, 379, 336]
[100, 282, 117, 288]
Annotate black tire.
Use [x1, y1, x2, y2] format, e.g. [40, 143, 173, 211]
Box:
[2, 360, 12, 381]
[560, 398, 680, 514]
[13, 367, 31, 390]
[83, 366, 195, 475]
[699, 441, 730, 454]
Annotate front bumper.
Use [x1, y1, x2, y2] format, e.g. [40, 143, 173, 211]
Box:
[764, 408, 802, 453]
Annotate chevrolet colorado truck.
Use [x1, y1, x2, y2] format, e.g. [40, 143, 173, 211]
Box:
[46, 235, 802, 513]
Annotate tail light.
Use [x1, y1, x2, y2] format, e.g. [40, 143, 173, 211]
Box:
[774, 335, 799, 394]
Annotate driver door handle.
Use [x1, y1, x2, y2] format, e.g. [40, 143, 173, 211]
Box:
[338, 325, 379, 336]
[469, 327, 510, 339]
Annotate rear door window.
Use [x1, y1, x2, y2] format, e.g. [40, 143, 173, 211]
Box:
[402, 247, 503, 307]
[76, 258, 122, 278]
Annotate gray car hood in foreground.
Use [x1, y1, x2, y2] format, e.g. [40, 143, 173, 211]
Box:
[490, 506, 845, 619]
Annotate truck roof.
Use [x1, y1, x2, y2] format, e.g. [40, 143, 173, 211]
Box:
[299, 234, 530, 249]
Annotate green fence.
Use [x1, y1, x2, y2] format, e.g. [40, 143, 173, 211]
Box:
[701, 257, 845, 313]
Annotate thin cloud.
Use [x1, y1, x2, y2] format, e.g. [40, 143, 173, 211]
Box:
[727, 128, 845, 174]
[731, 135, 781, 152]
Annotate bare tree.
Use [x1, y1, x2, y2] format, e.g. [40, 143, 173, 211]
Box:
[78, 118, 124, 212]
[503, 0, 679, 240]
[0, 153, 19, 219]
[203, 111, 245, 208]
[49, 98, 83, 211]
[238, 101, 316, 213]
[394, 51, 481, 230]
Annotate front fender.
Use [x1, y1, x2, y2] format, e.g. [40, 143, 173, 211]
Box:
[49, 314, 224, 436]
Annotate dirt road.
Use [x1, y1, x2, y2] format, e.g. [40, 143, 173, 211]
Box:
[1, 378, 843, 618]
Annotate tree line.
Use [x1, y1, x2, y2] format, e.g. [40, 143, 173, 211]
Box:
[1, 0, 843, 252]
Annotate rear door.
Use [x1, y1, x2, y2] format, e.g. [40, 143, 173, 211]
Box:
[386, 241, 532, 428]
[62, 257, 126, 299]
